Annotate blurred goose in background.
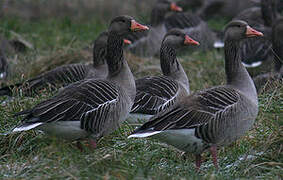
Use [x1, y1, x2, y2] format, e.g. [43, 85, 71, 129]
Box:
[253, 17, 283, 92]
[0, 42, 9, 80]
[164, 11, 217, 51]
[129, 29, 200, 122]
[234, 0, 279, 69]
[198, 0, 260, 20]
[126, 0, 182, 57]
[129, 20, 262, 170]
[11, 16, 149, 148]
[0, 32, 130, 96]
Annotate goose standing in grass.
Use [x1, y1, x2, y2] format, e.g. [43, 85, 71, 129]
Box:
[126, 0, 182, 57]
[11, 16, 149, 148]
[129, 20, 262, 170]
[129, 29, 199, 122]
[0, 31, 128, 96]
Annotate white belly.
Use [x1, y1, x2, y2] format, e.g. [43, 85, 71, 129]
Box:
[126, 113, 153, 124]
[38, 121, 90, 141]
[154, 129, 206, 154]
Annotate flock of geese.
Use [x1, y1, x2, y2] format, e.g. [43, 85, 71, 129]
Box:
[1, 0, 283, 171]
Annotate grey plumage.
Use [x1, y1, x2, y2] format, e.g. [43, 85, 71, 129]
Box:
[12, 16, 148, 145]
[129, 29, 198, 120]
[165, 12, 216, 51]
[126, 0, 182, 57]
[129, 20, 260, 169]
[234, 0, 278, 68]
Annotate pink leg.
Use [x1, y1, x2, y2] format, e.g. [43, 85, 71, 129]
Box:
[195, 154, 202, 171]
[89, 139, 97, 149]
[209, 145, 218, 170]
[76, 141, 84, 152]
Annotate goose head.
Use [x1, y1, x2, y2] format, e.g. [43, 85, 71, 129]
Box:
[162, 29, 200, 48]
[224, 20, 263, 41]
[109, 15, 149, 36]
[155, 0, 183, 12]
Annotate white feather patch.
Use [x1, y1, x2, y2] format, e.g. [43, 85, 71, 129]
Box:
[128, 131, 162, 138]
[213, 41, 224, 48]
[242, 61, 262, 68]
[12, 122, 43, 132]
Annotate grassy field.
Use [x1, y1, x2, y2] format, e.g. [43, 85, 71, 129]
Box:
[0, 14, 282, 180]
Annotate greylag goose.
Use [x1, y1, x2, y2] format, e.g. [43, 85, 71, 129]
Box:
[198, 0, 259, 20]
[129, 20, 262, 170]
[126, 0, 182, 57]
[234, 0, 278, 69]
[129, 29, 199, 121]
[11, 16, 149, 147]
[253, 17, 283, 92]
[164, 11, 216, 51]
[0, 31, 130, 96]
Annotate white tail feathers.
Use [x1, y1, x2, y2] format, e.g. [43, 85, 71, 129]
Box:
[128, 131, 162, 138]
[12, 122, 43, 132]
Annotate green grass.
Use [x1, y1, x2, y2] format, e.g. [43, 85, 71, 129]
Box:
[0, 16, 282, 179]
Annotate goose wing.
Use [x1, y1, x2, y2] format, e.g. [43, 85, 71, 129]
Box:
[26, 63, 90, 91]
[131, 76, 179, 115]
[14, 79, 119, 133]
[0, 63, 90, 96]
[133, 86, 239, 133]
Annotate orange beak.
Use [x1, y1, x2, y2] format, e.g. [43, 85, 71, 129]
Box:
[123, 39, 132, 44]
[246, 26, 263, 37]
[131, 20, 149, 31]
[184, 35, 200, 46]
[170, 3, 183, 12]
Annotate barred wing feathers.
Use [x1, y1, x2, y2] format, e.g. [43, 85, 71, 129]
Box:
[131, 76, 179, 115]
[14, 79, 119, 134]
[132, 86, 241, 142]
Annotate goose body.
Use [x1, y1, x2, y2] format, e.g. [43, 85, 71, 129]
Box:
[12, 16, 149, 146]
[0, 32, 109, 96]
[129, 20, 261, 169]
[128, 29, 199, 122]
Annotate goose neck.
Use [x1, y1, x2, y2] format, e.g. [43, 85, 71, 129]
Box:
[224, 39, 258, 104]
[92, 47, 106, 67]
[160, 43, 177, 76]
[106, 32, 136, 102]
[160, 43, 190, 91]
[106, 32, 124, 77]
[150, 8, 166, 26]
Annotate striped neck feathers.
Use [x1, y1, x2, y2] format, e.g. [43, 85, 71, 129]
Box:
[160, 43, 179, 76]
[93, 46, 107, 67]
[106, 32, 124, 77]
